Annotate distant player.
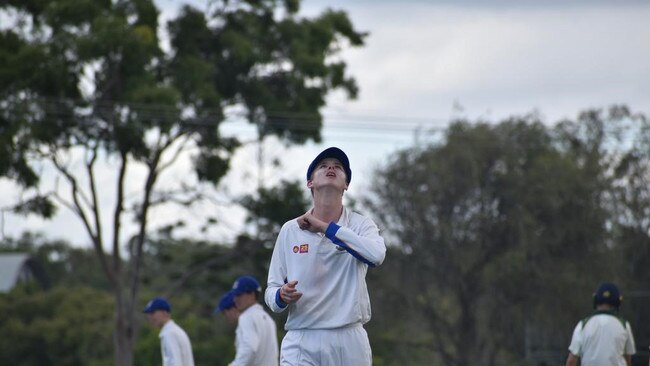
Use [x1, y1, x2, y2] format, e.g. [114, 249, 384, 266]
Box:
[214, 290, 239, 324]
[565, 282, 636, 366]
[265, 147, 387, 366]
[143, 297, 195, 366]
[229, 275, 279, 366]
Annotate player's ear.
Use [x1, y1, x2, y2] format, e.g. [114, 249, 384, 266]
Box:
[307, 180, 313, 189]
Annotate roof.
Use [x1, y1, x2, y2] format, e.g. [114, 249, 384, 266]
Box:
[0, 253, 31, 293]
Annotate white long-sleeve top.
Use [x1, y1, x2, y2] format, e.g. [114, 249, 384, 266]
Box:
[229, 303, 279, 366]
[265, 207, 386, 330]
[159, 320, 195, 366]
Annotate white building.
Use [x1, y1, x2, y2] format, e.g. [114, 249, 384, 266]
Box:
[0, 253, 48, 293]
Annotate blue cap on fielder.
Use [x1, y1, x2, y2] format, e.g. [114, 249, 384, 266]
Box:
[306, 147, 352, 184]
[143, 297, 171, 313]
[593, 282, 622, 309]
[214, 291, 236, 314]
[231, 275, 262, 295]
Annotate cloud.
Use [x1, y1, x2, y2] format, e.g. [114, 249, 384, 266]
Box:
[321, 2, 650, 122]
[307, 0, 648, 8]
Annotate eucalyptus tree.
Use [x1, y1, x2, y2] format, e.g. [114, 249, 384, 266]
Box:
[365, 113, 615, 365]
[0, 0, 364, 364]
[557, 106, 650, 350]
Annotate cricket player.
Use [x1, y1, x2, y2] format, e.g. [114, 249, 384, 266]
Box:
[214, 290, 239, 324]
[143, 297, 195, 366]
[229, 275, 279, 366]
[265, 146, 387, 366]
[565, 282, 636, 366]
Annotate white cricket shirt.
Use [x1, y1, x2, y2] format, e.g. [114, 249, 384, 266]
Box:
[229, 303, 279, 366]
[568, 312, 635, 366]
[265, 207, 386, 330]
[159, 320, 195, 366]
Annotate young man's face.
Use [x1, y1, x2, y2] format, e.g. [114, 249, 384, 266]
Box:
[233, 291, 256, 311]
[307, 158, 348, 191]
[146, 310, 168, 328]
[222, 307, 239, 323]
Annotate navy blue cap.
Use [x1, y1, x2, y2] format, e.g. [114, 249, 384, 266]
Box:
[213, 291, 236, 314]
[593, 282, 622, 308]
[231, 275, 261, 296]
[143, 297, 171, 313]
[306, 147, 351, 184]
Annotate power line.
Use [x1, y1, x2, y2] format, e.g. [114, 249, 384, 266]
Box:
[8, 97, 646, 150]
[4, 96, 453, 133]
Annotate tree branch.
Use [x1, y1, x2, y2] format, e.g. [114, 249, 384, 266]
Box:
[112, 150, 128, 274]
[86, 144, 104, 258]
[50, 152, 116, 287]
[157, 132, 192, 172]
[127, 146, 163, 332]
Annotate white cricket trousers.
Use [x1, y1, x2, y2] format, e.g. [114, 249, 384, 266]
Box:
[280, 323, 372, 366]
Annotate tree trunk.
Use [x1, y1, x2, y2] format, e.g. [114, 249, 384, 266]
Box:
[458, 287, 478, 366]
[114, 287, 135, 366]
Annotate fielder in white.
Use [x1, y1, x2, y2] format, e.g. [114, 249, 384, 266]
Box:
[265, 147, 387, 366]
[143, 297, 195, 366]
[565, 282, 636, 366]
[229, 275, 279, 366]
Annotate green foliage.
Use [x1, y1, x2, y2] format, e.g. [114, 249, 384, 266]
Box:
[167, 1, 366, 144]
[139, 234, 274, 303]
[240, 179, 311, 240]
[0, 287, 114, 366]
[10, 195, 57, 218]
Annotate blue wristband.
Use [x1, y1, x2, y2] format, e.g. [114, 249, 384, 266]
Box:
[275, 288, 288, 308]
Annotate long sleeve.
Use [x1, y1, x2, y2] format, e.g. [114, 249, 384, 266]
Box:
[229, 304, 278, 366]
[324, 217, 386, 267]
[161, 329, 187, 366]
[229, 316, 259, 366]
[265, 225, 289, 313]
[161, 335, 183, 366]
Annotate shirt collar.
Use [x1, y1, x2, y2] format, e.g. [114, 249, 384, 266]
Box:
[338, 206, 350, 226]
[159, 319, 175, 337]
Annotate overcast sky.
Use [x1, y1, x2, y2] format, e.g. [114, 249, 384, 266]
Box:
[278, 0, 650, 187]
[232, 0, 650, 202]
[2, 0, 649, 246]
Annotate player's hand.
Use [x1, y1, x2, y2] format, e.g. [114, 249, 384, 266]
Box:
[280, 280, 303, 304]
[297, 210, 327, 233]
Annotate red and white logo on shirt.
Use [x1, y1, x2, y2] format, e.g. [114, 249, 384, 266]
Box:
[293, 244, 309, 253]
